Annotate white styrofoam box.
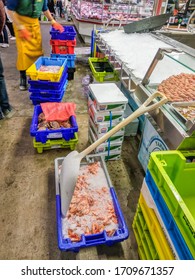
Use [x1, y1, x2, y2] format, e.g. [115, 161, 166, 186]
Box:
[88, 114, 124, 134]
[88, 98, 124, 123]
[89, 120, 124, 143]
[89, 83, 128, 111]
[88, 127, 122, 153]
[124, 104, 139, 136]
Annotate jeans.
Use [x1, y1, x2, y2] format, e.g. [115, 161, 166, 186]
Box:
[0, 55, 10, 113]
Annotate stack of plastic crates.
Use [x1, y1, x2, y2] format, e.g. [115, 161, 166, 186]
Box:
[27, 56, 68, 105]
[50, 25, 77, 81]
[133, 150, 194, 260]
[30, 104, 78, 153]
[88, 83, 128, 161]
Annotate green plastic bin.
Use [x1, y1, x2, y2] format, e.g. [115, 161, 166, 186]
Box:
[88, 57, 119, 82]
[148, 150, 195, 258]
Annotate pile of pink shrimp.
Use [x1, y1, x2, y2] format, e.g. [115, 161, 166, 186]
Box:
[61, 162, 118, 242]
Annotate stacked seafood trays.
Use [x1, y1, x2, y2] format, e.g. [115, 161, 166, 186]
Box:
[88, 83, 128, 160]
[55, 155, 129, 252]
[50, 25, 77, 81]
[30, 103, 78, 153]
[26, 56, 68, 105]
[132, 150, 195, 260]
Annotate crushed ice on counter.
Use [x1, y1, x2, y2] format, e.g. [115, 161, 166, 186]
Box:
[99, 31, 193, 83]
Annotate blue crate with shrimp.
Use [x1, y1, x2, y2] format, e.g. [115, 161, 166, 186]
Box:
[50, 25, 76, 40]
[51, 53, 76, 68]
[30, 104, 78, 143]
[55, 155, 129, 252]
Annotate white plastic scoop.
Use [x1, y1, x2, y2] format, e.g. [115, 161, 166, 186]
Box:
[60, 91, 168, 217]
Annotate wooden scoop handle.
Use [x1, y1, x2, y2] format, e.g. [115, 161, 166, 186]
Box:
[79, 91, 168, 159]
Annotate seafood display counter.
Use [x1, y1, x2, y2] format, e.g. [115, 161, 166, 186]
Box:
[71, 0, 155, 43]
[94, 29, 195, 150]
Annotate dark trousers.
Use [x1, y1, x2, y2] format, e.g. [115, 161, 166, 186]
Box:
[0, 25, 9, 44]
[6, 21, 15, 37]
[0, 55, 10, 113]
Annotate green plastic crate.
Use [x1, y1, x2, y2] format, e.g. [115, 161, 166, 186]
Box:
[148, 150, 195, 258]
[88, 57, 119, 82]
[33, 133, 78, 153]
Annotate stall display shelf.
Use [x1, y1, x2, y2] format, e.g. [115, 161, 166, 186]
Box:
[71, 0, 155, 23]
[93, 29, 195, 148]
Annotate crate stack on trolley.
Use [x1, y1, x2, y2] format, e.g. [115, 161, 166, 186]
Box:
[132, 150, 195, 260]
[50, 25, 77, 80]
[26, 26, 78, 153]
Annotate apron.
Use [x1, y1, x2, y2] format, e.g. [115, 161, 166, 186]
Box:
[13, 14, 44, 71]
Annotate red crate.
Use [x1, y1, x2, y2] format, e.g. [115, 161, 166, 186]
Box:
[50, 39, 76, 54]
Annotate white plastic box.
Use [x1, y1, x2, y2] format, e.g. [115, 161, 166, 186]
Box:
[88, 83, 128, 112]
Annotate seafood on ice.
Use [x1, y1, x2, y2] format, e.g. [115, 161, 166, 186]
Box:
[157, 73, 195, 102]
[60, 162, 119, 242]
[37, 113, 72, 131]
[39, 65, 61, 73]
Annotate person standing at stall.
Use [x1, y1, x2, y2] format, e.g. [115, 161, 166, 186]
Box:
[6, 0, 64, 91]
[0, 0, 15, 119]
[56, 0, 63, 18]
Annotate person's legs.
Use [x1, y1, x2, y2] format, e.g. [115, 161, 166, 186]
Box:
[0, 56, 15, 118]
[6, 21, 15, 38]
[0, 33, 3, 44]
[0, 56, 11, 115]
[19, 70, 27, 91]
[2, 25, 9, 45]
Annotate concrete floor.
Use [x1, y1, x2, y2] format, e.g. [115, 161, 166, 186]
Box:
[0, 22, 144, 260]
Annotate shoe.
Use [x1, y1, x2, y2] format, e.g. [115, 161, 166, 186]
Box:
[19, 77, 28, 91]
[10, 36, 16, 41]
[1, 43, 9, 48]
[0, 111, 5, 120]
[3, 107, 16, 119]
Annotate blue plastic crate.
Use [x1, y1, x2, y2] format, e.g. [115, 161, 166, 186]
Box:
[55, 156, 129, 252]
[55, 154, 129, 252]
[28, 65, 68, 90]
[29, 80, 68, 105]
[29, 74, 68, 97]
[50, 25, 76, 40]
[145, 170, 193, 260]
[30, 104, 78, 143]
[51, 53, 76, 68]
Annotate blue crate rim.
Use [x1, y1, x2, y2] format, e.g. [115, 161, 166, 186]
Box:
[56, 187, 129, 251]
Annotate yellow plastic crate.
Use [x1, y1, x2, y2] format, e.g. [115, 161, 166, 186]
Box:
[26, 56, 67, 81]
[132, 195, 175, 260]
[33, 133, 78, 153]
[132, 207, 158, 260]
[139, 193, 175, 260]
